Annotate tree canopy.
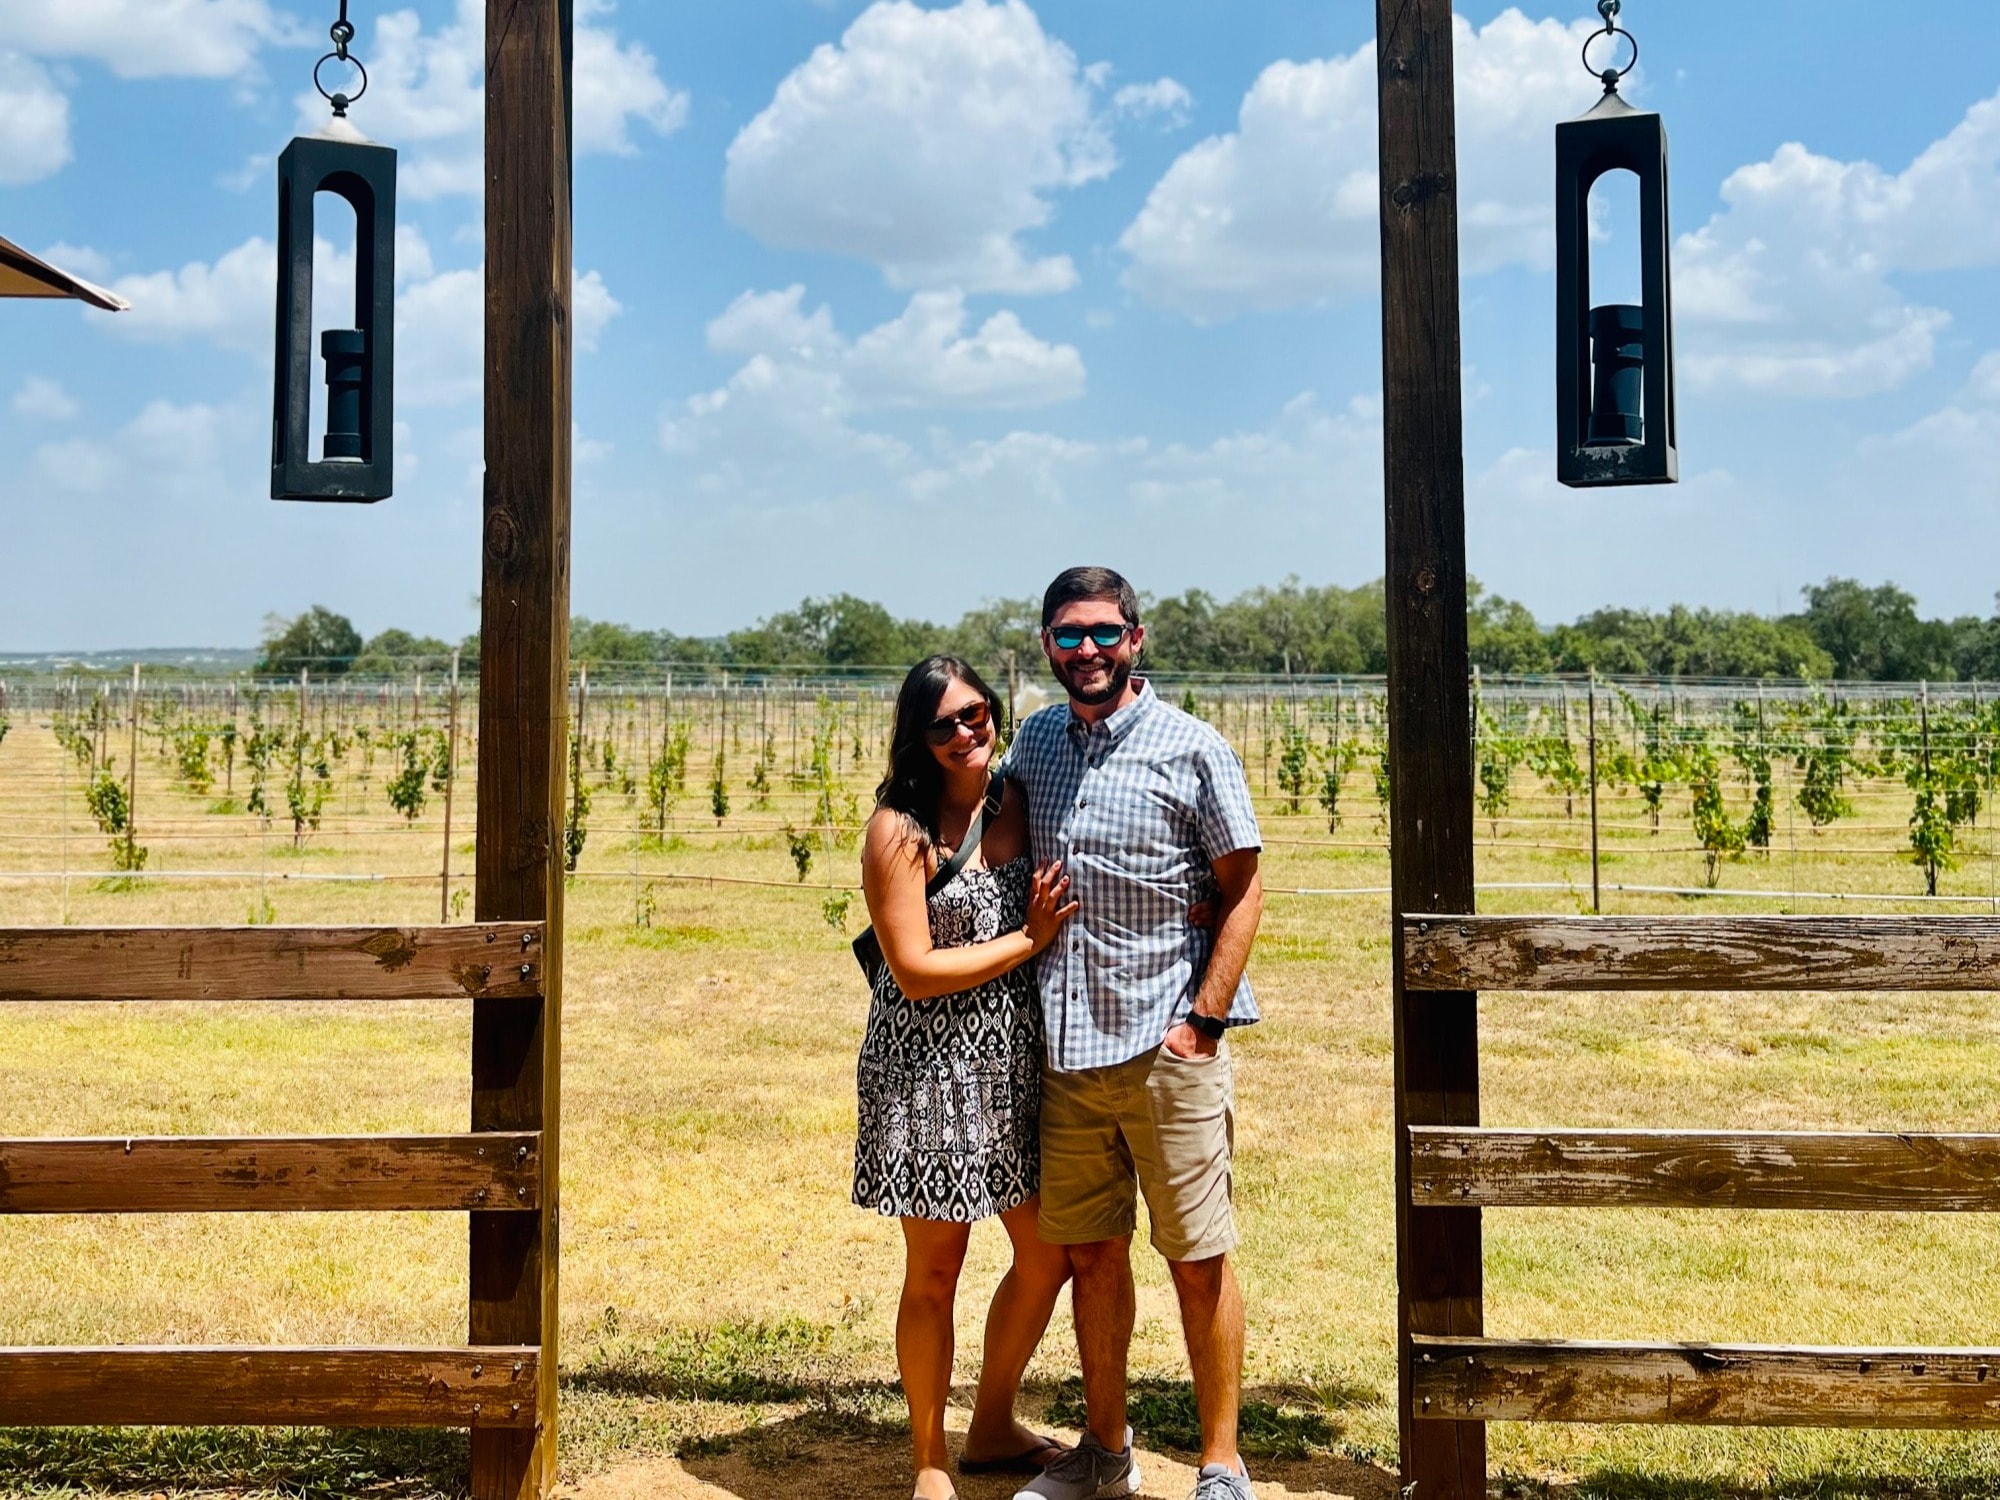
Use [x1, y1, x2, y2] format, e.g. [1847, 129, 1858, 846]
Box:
[281, 576, 2000, 683]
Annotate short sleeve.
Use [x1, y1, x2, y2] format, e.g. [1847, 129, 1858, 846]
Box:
[1195, 733, 1262, 860]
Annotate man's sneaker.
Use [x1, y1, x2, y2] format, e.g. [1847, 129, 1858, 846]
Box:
[1011, 1427, 1140, 1500]
[1190, 1460, 1256, 1499]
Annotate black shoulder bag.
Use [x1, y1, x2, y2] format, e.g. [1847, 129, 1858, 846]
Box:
[852, 778, 1006, 990]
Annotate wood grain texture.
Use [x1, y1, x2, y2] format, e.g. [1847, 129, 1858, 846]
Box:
[0, 1346, 538, 1428]
[0, 1133, 540, 1214]
[1413, 1337, 2000, 1428]
[1411, 1128, 2000, 1211]
[478, 0, 571, 1489]
[0, 925, 544, 1002]
[1377, 0, 1484, 1492]
[1404, 914, 2000, 992]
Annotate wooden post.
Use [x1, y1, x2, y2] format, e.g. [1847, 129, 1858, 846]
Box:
[440, 648, 461, 923]
[1376, 0, 1484, 1494]
[125, 664, 141, 876]
[475, 0, 570, 1492]
[1587, 670, 1601, 913]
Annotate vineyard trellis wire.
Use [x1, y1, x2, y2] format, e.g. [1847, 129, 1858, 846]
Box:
[3, 667, 2000, 916]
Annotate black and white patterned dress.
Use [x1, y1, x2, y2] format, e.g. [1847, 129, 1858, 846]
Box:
[853, 856, 1043, 1222]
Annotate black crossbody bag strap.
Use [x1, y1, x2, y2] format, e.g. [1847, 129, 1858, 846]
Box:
[853, 774, 1006, 987]
[923, 775, 1004, 898]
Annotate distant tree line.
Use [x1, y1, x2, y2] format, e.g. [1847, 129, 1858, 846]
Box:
[256, 577, 2000, 683]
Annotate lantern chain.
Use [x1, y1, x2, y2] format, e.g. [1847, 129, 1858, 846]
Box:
[1583, 0, 1639, 93]
[314, 0, 369, 119]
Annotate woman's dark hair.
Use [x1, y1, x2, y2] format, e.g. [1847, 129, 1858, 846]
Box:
[875, 655, 1002, 847]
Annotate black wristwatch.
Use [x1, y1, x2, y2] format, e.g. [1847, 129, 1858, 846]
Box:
[1183, 1010, 1227, 1041]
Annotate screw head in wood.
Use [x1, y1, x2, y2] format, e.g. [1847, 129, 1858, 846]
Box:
[517, 1186, 528, 1199]
[472, 1363, 483, 1377]
[1421, 1395, 1431, 1411]
[521, 932, 533, 948]
[513, 1360, 524, 1376]
[520, 963, 533, 979]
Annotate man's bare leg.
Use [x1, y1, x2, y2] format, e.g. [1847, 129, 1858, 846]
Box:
[1167, 1251, 1243, 1471]
[1066, 1235, 1135, 1453]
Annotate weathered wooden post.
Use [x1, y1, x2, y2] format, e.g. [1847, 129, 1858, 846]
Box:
[1376, 0, 1484, 1493]
[474, 0, 571, 1491]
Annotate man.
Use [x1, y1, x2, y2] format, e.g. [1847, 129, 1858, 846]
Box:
[1003, 566, 1265, 1500]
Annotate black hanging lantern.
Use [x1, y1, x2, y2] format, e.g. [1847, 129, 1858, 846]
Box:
[1556, 1, 1676, 487]
[272, 2, 395, 502]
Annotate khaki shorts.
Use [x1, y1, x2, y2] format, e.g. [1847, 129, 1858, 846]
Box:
[1037, 1041, 1237, 1262]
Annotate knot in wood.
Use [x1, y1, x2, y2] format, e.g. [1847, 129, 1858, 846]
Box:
[1390, 172, 1451, 211]
[484, 508, 520, 563]
[1415, 567, 1437, 595]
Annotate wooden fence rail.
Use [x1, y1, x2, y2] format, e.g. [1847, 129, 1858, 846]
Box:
[1403, 914, 2000, 992]
[0, 923, 545, 1002]
[1410, 1127, 2000, 1211]
[0, 1347, 539, 1427]
[1396, 910, 2000, 1473]
[0, 920, 550, 1450]
[0, 1132, 541, 1213]
[1413, 1337, 2000, 1428]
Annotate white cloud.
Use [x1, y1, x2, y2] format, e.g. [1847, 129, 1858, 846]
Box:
[724, 0, 1113, 294]
[0, 52, 72, 184]
[38, 242, 114, 281]
[1118, 10, 1598, 319]
[35, 395, 249, 501]
[105, 236, 276, 352]
[573, 21, 689, 153]
[1970, 351, 2000, 405]
[706, 286, 842, 362]
[298, 0, 687, 199]
[699, 285, 1084, 411]
[1674, 94, 2000, 398]
[645, 366, 1388, 617]
[1112, 77, 1192, 127]
[572, 270, 623, 352]
[5, 0, 286, 79]
[14, 377, 80, 422]
[94, 230, 620, 404]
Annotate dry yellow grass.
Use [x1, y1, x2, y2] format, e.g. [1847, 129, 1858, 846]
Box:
[5, 708, 2000, 1495]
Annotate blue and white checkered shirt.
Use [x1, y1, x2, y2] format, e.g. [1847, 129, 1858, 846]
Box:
[1001, 680, 1262, 1073]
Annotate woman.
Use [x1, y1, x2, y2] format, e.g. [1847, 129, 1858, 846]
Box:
[855, 656, 1078, 1500]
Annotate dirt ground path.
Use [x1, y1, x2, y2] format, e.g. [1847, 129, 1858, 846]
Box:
[562, 1413, 1397, 1500]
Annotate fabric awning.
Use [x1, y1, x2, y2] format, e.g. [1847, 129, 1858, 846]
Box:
[0, 236, 129, 310]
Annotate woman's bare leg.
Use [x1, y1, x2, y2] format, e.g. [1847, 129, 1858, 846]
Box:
[900, 1217, 971, 1498]
[965, 1196, 1074, 1461]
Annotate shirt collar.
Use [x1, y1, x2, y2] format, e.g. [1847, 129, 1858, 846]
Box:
[1066, 677, 1156, 749]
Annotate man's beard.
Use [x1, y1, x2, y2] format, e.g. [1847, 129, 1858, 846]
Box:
[1054, 654, 1132, 706]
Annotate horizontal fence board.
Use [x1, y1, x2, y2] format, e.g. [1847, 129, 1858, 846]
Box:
[1410, 1128, 2000, 1211]
[1412, 1337, 2000, 1427]
[0, 1346, 539, 1427]
[0, 1133, 540, 1214]
[1404, 914, 2000, 992]
[0, 924, 544, 1002]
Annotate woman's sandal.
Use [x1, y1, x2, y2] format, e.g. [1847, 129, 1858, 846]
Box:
[957, 1434, 1069, 1475]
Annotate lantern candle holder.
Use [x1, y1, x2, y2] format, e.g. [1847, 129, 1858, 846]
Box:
[271, 4, 396, 502]
[1556, 1, 1677, 488]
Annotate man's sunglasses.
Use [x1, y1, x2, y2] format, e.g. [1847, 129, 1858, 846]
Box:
[924, 699, 993, 746]
[1047, 623, 1133, 651]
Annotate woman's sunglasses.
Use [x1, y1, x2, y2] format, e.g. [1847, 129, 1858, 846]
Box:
[1047, 623, 1132, 651]
[924, 699, 993, 746]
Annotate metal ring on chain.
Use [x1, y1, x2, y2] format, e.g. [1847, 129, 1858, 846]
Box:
[313, 50, 369, 112]
[1581, 23, 1638, 85]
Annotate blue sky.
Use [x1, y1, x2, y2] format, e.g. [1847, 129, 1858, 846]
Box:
[5, 0, 2000, 650]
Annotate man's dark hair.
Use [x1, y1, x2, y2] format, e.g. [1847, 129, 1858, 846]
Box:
[1041, 566, 1140, 629]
